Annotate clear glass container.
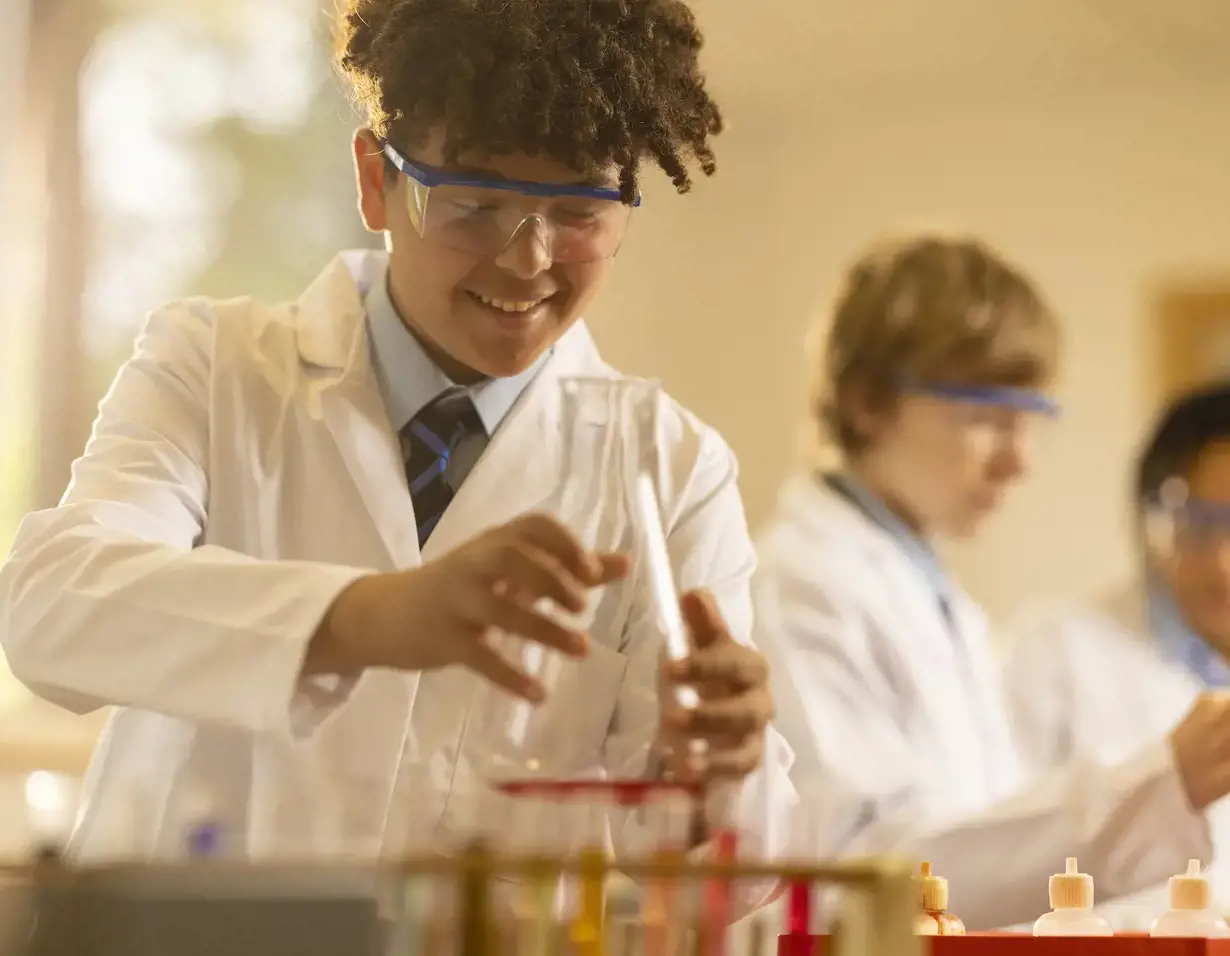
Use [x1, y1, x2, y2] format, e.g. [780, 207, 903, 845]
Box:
[465, 376, 663, 782]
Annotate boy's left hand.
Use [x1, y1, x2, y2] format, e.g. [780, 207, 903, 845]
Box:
[656, 589, 774, 782]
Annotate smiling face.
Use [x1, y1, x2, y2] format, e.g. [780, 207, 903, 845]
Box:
[354, 128, 616, 384]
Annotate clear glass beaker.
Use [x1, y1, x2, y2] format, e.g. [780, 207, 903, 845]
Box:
[465, 376, 663, 782]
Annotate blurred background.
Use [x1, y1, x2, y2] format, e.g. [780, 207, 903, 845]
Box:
[1, 0, 1229, 850]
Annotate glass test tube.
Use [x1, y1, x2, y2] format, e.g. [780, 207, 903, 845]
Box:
[642, 784, 696, 956]
[697, 785, 739, 956]
[563, 786, 609, 956]
[507, 789, 564, 956]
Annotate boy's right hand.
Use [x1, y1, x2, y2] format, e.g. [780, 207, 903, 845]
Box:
[304, 513, 629, 699]
[1171, 691, 1230, 811]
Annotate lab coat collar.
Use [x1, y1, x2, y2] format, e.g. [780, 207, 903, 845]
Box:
[295, 250, 384, 370]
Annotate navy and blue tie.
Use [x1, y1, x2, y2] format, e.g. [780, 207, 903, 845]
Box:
[401, 389, 486, 547]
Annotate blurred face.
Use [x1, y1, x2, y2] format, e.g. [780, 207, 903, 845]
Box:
[853, 392, 1040, 538]
[1158, 441, 1230, 652]
[353, 128, 615, 384]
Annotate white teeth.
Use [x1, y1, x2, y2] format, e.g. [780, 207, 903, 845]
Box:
[473, 293, 546, 313]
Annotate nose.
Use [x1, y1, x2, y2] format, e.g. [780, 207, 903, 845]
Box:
[493, 216, 553, 278]
[992, 427, 1030, 482]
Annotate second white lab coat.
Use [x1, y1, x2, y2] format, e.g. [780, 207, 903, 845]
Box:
[754, 476, 1210, 930]
[1004, 582, 1230, 926]
[0, 249, 794, 869]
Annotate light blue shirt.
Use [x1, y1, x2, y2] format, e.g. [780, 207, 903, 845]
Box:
[1149, 578, 1230, 687]
[364, 270, 549, 437]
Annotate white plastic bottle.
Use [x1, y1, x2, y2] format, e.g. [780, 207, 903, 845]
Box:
[1032, 858, 1114, 937]
[1150, 860, 1230, 938]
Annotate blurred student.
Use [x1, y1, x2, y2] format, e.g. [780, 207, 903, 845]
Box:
[755, 233, 1230, 929]
[1004, 380, 1230, 925]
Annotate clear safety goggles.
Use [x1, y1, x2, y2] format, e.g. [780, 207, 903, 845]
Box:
[901, 380, 1061, 450]
[382, 142, 639, 264]
[1144, 479, 1230, 560]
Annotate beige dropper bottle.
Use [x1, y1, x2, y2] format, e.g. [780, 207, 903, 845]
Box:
[913, 862, 966, 936]
[1032, 858, 1113, 936]
[1150, 860, 1230, 938]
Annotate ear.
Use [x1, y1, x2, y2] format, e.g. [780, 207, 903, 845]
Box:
[842, 380, 896, 447]
[352, 128, 390, 233]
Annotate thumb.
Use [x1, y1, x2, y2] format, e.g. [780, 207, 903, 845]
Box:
[681, 589, 723, 649]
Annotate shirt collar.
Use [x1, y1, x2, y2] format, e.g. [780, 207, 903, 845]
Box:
[364, 269, 550, 435]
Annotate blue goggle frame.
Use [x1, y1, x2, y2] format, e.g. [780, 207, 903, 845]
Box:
[1152, 496, 1230, 528]
[381, 142, 642, 206]
[902, 381, 1061, 417]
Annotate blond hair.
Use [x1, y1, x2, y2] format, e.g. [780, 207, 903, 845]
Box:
[805, 231, 1060, 460]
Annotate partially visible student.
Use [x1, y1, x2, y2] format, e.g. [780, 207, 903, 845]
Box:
[1005, 380, 1230, 926]
[755, 233, 1230, 929]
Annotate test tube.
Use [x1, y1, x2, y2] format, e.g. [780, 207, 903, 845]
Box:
[503, 786, 565, 956]
[565, 786, 610, 956]
[643, 784, 696, 956]
[457, 840, 494, 956]
[632, 473, 700, 712]
[700, 820, 739, 956]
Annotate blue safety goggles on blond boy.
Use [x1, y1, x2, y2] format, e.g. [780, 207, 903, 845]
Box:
[382, 141, 641, 264]
[902, 380, 1059, 416]
[902, 380, 1060, 430]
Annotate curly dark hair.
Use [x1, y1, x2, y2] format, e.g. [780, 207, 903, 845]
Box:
[333, 0, 723, 203]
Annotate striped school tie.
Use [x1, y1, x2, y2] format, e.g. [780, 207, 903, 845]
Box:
[400, 388, 486, 547]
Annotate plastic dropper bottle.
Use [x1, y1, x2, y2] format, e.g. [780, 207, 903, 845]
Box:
[1032, 858, 1113, 937]
[913, 862, 966, 936]
[1150, 860, 1230, 938]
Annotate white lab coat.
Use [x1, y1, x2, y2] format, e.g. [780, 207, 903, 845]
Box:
[0, 249, 794, 868]
[753, 476, 1210, 930]
[1004, 581, 1230, 926]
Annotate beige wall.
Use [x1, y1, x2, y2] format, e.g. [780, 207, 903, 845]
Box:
[589, 79, 1230, 624]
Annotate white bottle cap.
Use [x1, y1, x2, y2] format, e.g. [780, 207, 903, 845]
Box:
[1169, 860, 1210, 911]
[1049, 858, 1094, 910]
[916, 861, 949, 911]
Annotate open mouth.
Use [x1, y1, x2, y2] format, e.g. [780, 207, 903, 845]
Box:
[467, 291, 555, 314]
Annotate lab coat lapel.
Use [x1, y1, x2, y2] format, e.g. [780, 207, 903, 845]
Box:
[283, 253, 424, 851]
[298, 253, 421, 571]
[809, 483, 996, 806]
[811, 484, 954, 659]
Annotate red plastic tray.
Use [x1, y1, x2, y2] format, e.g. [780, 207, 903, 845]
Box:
[778, 934, 1230, 956]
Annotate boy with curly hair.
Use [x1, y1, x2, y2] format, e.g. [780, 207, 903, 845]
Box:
[0, 0, 792, 881]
